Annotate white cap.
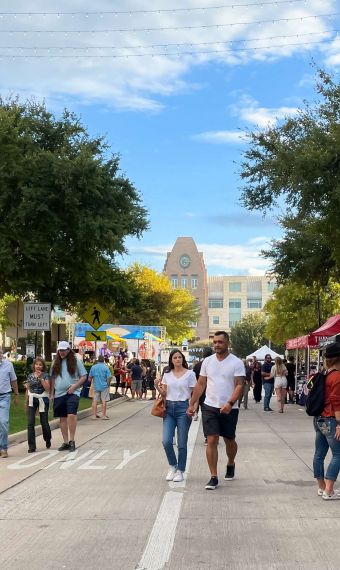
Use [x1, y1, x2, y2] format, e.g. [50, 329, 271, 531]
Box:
[57, 341, 70, 351]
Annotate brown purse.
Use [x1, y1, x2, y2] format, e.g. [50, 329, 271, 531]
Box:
[151, 396, 166, 418]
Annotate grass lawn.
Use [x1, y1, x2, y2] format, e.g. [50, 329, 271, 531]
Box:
[9, 395, 93, 435]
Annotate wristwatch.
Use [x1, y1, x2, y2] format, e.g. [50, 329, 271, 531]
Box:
[228, 400, 235, 407]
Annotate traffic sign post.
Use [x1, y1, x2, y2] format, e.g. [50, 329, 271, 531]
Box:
[83, 303, 109, 331]
[85, 331, 107, 342]
[23, 303, 51, 331]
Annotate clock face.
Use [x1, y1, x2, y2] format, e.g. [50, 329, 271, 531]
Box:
[179, 254, 191, 269]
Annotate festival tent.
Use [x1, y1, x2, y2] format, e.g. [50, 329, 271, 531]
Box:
[312, 313, 340, 337]
[246, 344, 284, 360]
[286, 334, 319, 350]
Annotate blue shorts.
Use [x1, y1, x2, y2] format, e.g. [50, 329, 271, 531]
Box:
[54, 393, 80, 417]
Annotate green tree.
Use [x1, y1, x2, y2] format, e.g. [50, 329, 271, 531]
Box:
[264, 280, 340, 345]
[119, 264, 200, 342]
[0, 98, 149, 355]
[240, 70, 340, 284]
[230, 312, 271, 358]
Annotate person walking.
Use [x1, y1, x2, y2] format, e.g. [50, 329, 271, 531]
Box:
[0, 349, 19, 458]
[188, 331, 245, 490]
[313, 342, 340, 500]
[271, 357, 288, 413]
[157, 349, 196, 483]
[50, 341, 87, 452]
[238, 359, 251, 409]
[286, 356, 296, 403]
[262, 354, 274, 411]
[89, 355, 112, 420]
[25, 357, 52, 452]
[131, 359, 143, 399]
[252, 361, 262, 403]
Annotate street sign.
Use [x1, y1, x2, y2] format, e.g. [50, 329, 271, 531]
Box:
[83, 302, 109, 331]
[23, 303, 51, 331]
[85, 331, 107, 342]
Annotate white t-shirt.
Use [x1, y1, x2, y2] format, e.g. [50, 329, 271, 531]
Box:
[162, 369, 197, 401]
[200, 353, 245, 409]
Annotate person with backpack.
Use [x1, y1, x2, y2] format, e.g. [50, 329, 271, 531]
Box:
[312, 342, 340, 500]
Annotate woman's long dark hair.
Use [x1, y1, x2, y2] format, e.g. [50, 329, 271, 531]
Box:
[51, 350, 77, 378]
[168, 349, 188, 370]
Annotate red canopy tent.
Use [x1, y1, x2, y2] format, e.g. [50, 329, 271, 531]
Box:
[286, 334, 319, 350]
[312, 313, 340, 337]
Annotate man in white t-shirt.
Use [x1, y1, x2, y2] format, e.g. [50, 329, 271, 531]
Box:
[188, 331, 245, 490]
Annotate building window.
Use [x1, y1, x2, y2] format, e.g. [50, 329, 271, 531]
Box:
[267, 281, 276, 293]
[229, 282, 241, 292]
[181, 275, 188, 288]
[212, 316, 220, 325]
[229, 318, 241, 328]
[229, 299, 241, 309]
[191, 275, 198, 289]
[247, 298, 262, 309]
[170, 274, 178, 288]
[208, 299, 223, 308]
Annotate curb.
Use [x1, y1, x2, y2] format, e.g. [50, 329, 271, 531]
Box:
[8, 395, 130, 447]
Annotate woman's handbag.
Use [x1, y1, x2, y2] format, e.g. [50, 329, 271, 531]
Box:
[151, 396, 166, 418]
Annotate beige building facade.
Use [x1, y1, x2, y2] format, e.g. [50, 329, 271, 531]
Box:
[164, 237, 276, 340]
[163, 237, 209, 340]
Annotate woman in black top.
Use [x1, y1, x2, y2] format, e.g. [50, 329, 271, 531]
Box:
[252, 361, 262, 403]
[25, 357, 51, 453]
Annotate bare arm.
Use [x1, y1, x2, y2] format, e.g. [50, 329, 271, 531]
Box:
[220, 376, 245, 414]
[67, 375, 87, 394]
[187, 375, 207, 415]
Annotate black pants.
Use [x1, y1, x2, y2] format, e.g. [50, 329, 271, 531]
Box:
[27, 397, 51, 450]
[253, 379, 262, 402]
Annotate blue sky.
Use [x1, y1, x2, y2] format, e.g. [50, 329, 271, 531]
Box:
[1, 0, 340, 275]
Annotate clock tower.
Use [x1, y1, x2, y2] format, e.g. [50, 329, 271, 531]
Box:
[163, 237, 209, 340]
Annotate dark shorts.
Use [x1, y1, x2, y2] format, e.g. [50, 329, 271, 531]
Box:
[202, 404, 239, 439]
[54, 393, 80, 418]
[287, 378, 295, 390]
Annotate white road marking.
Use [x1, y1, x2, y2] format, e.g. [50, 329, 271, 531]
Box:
[8, 450, 59, 469]
[114, 448, 146, 470]
[136, 491, 183, 570]
[137, 416, 201, 569]
[78, 450, 108, 469]
[60, 450, 95, 469]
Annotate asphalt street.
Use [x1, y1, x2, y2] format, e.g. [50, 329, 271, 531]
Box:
[1, 397, 340, 570]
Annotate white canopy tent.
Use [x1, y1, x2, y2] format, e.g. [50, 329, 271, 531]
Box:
[246, 344, 284, 361]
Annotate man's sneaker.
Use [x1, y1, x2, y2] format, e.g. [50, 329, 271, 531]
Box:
[173, 470, 184, 482]
[224, 464, 235, 481]
[69, 441, 76, 452]
[322, 490, 340, 500]
[0, 449, 8, 458]
[166, 466, 177, 481]
[58, 442, 70, 451]
[205, 476, 218, 490]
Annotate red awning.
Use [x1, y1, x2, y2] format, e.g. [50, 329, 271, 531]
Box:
[286, 334, 319, 349]
[312, 313, 340, 337]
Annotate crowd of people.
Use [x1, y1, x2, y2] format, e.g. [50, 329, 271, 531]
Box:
[0, 334, 339, 501]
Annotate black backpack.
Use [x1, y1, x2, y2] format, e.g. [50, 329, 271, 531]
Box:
[305, 372, 326, 417]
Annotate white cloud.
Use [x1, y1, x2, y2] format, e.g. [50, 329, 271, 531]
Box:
[192, 130, 245, 144]
[0, 0, 338, 111]
[230, 95, 298, 127]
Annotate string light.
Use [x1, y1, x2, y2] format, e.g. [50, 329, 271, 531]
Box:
[0, 38, 335, 59]
[0, 1, 308, 17]
[0, 13, 338, 34]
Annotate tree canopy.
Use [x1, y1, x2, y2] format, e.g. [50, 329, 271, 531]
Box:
[230, 312, 271, 358]
[240, 70, 340, 284]
[0, 98, 148, 309]
[264, 280, 340, 345]
[119, 264, 200, 342]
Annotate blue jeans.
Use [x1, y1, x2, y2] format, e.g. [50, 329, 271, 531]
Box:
[313, 417, 340, 481]
[263, 382, 274, 409]
[162, 400, 192, 472]
[0, 393, 11, 450]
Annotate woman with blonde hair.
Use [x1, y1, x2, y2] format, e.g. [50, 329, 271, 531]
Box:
[271, 357, 288, 413]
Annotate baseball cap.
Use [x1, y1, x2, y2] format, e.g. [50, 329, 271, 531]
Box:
[57, 341, 70, 351]
[324, 342, 340, 358]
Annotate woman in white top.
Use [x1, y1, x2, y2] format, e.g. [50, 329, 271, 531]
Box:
[271, 357, 288, 413]
[158, 349, 196, 482]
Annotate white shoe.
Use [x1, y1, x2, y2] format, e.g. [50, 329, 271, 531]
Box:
[322, 489, 340, 500]
[173, 470, 184, 482]
[166, 466, 177, 481]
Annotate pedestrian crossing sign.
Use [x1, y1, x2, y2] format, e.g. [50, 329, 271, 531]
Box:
[83, 303, 109, 330]
[85, 331, 107, 342]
